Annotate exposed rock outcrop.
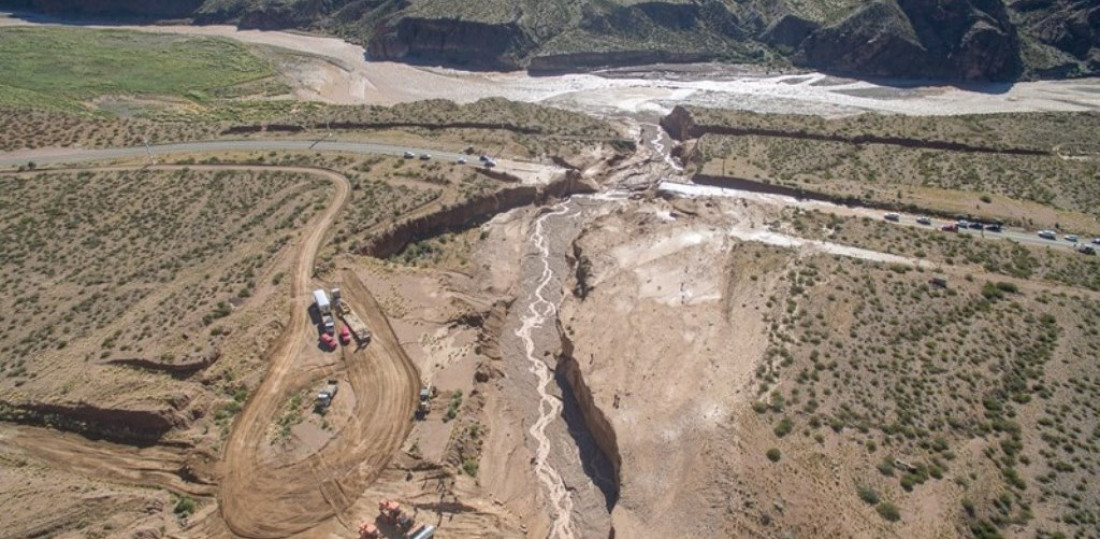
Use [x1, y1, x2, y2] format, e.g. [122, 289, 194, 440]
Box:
[800, 0, 1021, 81]
[6, 0, 203, 18]
[555, 321, 621, 504]
[359, 171, 596, 258]
[368, 17, 535, 70]
[0, 396, 193, 443]
[659, 105, 1050, 156]
[3, 0, 1098, 83]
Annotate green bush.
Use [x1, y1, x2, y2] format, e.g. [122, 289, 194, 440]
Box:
[766, 448, 781, 462]
[876, 501, 901, 522]
[858, 486, 880, 505]
[773, 416, 793, 437]
[174, 495, 196, 516]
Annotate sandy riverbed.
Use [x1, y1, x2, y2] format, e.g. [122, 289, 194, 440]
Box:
[4, 11, 1100, 117]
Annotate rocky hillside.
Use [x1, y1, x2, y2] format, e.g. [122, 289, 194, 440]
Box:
[3, 0, 1098, 81]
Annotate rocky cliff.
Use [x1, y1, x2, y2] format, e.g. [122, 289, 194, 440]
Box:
[3, 0, 1098, 81]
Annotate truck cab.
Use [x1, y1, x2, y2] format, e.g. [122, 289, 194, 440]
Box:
[316, 379, 338, 411]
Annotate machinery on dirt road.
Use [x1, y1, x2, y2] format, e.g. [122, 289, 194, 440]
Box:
[315, 379, 338, 412]
[378, 499, 415, 532]
[314, 289, 336, 334]
[358, 522, 380, 539]
[416, 384, 434, 419]
[331, 287, 372, 345]
[373, 499, 435, 538]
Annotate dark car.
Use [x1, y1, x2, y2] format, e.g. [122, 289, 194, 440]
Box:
[968, 222, 984, 230]
[985, 224, 1003, 232]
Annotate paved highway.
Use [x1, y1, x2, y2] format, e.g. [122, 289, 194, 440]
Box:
[0, 138, 562, 182]
[661, 181, 1094, 254]
[886, 213, 1093, 253]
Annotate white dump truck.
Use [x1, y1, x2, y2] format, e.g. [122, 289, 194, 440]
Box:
[313, 289, 335, 334]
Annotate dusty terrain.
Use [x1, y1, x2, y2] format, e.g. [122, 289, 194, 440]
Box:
[3, 15, 1100, 539]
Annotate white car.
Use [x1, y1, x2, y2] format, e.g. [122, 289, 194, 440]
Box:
[1065, 235, 1079, 242]
[403, 151, 415, 158]
[1038, 230, 1057, 240]
[1092, 238, 1100, 245]
[456, 157, 468, 165]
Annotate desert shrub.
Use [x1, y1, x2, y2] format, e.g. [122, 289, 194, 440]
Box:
[766, 448, 781, 462]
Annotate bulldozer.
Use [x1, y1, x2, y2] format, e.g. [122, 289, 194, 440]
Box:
[358, 522, 380, 539]
[379, 499, 414, 532]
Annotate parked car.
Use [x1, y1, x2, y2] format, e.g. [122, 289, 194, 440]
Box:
[968, 222, 984, 230]
[419, 154, 431, 160]
[916, 216, 932, 225]
[479, 154, 490, 162]
[403, 151, 415, 158]
[956, 220, 970, 229]
[984, 224, 1003, 232]
[941, 224, 959, 232]
[483, 159, 497, 168]
[456, 157, 468, 165]
[1038, 230, 1057, 240]
[1092, 238, 1100, 245]
[1076, 244, 1096, 255]
[1065, 234, 1079, 242]
[884, 212, 900, 222]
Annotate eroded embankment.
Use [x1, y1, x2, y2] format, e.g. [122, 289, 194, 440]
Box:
[359, 171, 596, 258]
[660, 105, 1050, 156]
[688, 174, 998, 223]
[0, 399, 190, 445]
[221, 121, 542, 136]
[555, 320, 622, 508]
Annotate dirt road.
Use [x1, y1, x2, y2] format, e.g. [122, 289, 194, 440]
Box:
[204, 165, 422, 538]
[0, 161, 422, 538]
[0, 424, 215, 497]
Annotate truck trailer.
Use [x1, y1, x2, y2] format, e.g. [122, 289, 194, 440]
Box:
[313, 289, 335, 334]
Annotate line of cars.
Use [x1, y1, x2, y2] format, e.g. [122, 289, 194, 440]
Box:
[402, 150, 496, 167]
[884, 212, 1098, 255]
[1037, 230, 1099, 254]
[884, 212, 1002, 233]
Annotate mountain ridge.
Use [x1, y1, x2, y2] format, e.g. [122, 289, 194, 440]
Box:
[2, 0, 1097, 82]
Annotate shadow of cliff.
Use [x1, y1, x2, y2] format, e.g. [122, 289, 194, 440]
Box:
[555, 368, 619, 512]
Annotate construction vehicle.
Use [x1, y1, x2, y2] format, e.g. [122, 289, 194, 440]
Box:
[416, 384, 433, 419]
[379, 499, 415, 532]
[358, 522, 380, 539]
[316, 379, 338, 411]
[313, 289, 335, 334]
[331, 287, 372, 345]
[408, 524, 436, 539]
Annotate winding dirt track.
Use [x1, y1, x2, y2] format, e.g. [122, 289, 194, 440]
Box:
[0, 163, 422, 538]
[1, 424, 216, 497]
